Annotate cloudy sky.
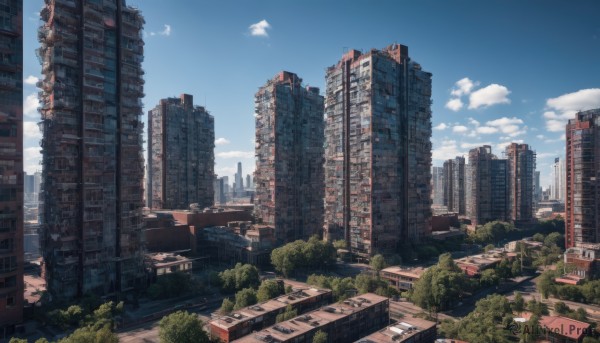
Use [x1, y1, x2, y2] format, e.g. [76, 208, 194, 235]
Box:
[22, 0, 600, 187]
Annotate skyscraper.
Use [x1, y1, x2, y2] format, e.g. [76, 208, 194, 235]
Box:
[38, 0, 146, 299]
[0, 0, 23, 336]
[235, 162, 243, 193]
[565, 109, 600, 248]
[468, 146, 508, 226]
[431, 167, 444, 206]
[246, 174, 252, 190]
[323, 44, 432, 257]
[505, 143, 536, 225]
[442, 157, 466, 215]
[148, 94, 214, 210]
[551, 157, 566, 202]
[255, 71, 324, 243]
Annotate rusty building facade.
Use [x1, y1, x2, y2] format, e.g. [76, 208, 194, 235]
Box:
[467, 146, 509, 226]
[0, 0, 23, 336]
[38, 0, 146, 299]
[148, 94, 214, 210]
[443, 156, 465, 215]
[505, 143, 536, 225]
[254, 71, 324, 243]
[566, 109, 600, 248]
[323, 44, 432, 257]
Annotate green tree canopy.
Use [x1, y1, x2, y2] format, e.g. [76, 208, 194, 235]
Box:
[370, 254, 386, 274]
[218, 263, 260, 293]
[257, 280, 285, 302]
[271, 236, 336, 276]
[312, 330, 328, 343]
[158, 311, 209, 343]
[233, 288, 258, 310]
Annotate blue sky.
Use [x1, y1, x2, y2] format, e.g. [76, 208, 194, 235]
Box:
[22, 0, 600, 188]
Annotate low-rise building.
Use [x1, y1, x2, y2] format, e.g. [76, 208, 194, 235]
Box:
[538, 315, 592, 343]
[209, 285, 332, 342]
[356, 317, 437, 343]
[455, 253, 502, 277]
[504, 238, 543, 253]
[233, 293, 389, 343]
[564, 243, 600, 280]
[200, 223, 276, 266]
[146, 253, 196, 280]
[380, 266, 427, 291]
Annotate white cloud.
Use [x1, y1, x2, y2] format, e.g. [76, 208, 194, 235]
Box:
[485, 117, 527, 137]
[536, 134, 545, 140]
[24, 147, 41, 174]
[468, 118, 480, 126]
[215, 137, 230, 146]
[543, 89, 600, 132]
[452, 125, 469, 134]
[468, 84, 511, 109]
[433, 123, 448, 130]
[24, 75, 39, 85]
[432, 140, 465, 162]
[24, 121, 41, 140]
[24, 93, 39, 120]
[216, 166, 237, 175]
[248, 19, 271, 37]
[486, 117, 523, 126]
[475, 126, 498, 134]
[445, 98, 463, 112]
[450, 77, 478, 97]
[216, 150, 254, 159]
[537, 152, 559, 159]
[159, 24, 171, 36]
[460, 142, 492, 149]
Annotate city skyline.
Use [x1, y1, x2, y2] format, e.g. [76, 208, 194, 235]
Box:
[20, 1, 600, 187]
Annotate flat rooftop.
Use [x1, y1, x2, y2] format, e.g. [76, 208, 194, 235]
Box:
[380, 266, 427, 279]
[356, 317, 436, 343]
[455, 253, 502, 268]
[146, 252, 194, 267]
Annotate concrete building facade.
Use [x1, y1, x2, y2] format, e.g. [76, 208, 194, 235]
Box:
[566, 109, 600, 248]
[505, 143, 536, 225]
[0, 0, 23, 336]
[442, 156, 465, 215]
[38, 0, 146, 299]
[254, 71, 325, 243]
[551, 157, 566, 202]
[323, 44, 432, 257]
[467, 146, 508, 226]
[431, 166, 444, 206]
[148, 94, 214, 210]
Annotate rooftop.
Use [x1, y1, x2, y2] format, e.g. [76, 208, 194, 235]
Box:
[539, 315, 591, 340]
[381, 266, 427, 279]
[146, 252, 194, 268]
[356, 317, 436, 343]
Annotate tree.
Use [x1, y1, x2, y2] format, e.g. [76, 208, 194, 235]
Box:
[511, 260, 522, 277]
[158, 311, 209, 343]
[333, 240, 347, 250]
[527, 299, 549, 316]
[532, 233, 545, 242]
[58, 325, 118, 343]
[544, 232, 563, 248]
[520, 314, 540, 343]
[219, 263, 260, 293]
[233, 288, 257, 310]
[257, 280, 284, 302]
[480, 269, 500, 287]
[9, 339, 27, 343]
[537, 271, 555, 299]
[512, 292, 525, 312]
[484, 244, 496, 252]
[276, 305, 298, 323]
[271, 237, 336, 276]
[219, 298, 234, 315]
[312, 330, 328, 343]
[553, 301, 569, 315]
[370, 254, 386, 275]
[574, 307, 588, 322]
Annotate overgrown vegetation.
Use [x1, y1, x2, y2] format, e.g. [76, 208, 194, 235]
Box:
[271, 236, 336, 276]
[147, 272, 205, 300]
[537, 266, 600, 305]
[217, 263, 260, 293]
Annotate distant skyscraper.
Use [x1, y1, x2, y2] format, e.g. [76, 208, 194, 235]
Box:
[505, 143, 536, 225]
[255, 71, 324, 243]
[0, 0, 23, 335]
[38, 0, 146, 299]
[246, 174, 252, 190]
[468, 146, 508, 226]
[323, 44, 432, 257]
[442, 157, 466, 215]
[566, 109, 600, 248]
[235, 162, 243, 193]
[431, 167, 444, 206]
[551, 157, 566, 202]
[148, 94, 214, 210]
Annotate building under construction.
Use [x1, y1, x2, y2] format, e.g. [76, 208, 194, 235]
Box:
[443, 156, 466, 215]
[323, 44, 432, 257]
[148, 94, 214, 210]
[566, 109, 600, 248]
[254, 71, 324, 243]
[467, 146, 508, 226]
[0, 0, 23, 337]
[505, 143, 536, 226]
[37, 0, 146, 299]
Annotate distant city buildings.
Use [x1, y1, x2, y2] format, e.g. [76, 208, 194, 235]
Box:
[443, 157, 466, 215]
[254, 71, 325, 243]
[148, 94, 214, 210]
[566, 109, 600, 248]
[235, 162, 244, 193]
[467, 146, 508, 226]
[551, 157, 566, 202]
[0, 0, 23, 336]
[323, 44, 432, 257]
[505, 143, 536, 225]
[431, 166, 444, 206]
[38, 0, 146, 299]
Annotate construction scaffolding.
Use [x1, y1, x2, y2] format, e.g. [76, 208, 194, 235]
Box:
[38, 0, 146, 299]
[323, 44, 433, 257]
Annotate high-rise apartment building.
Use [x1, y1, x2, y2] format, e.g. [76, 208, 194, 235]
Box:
[442, 157, 466, 215]
[255, 71, 324, 243]
[551, 157, 566, 202]
[235, 162, 243, 193]
[534, 170, 541, 206]
[431, 166, 444, 206]
[148, 94, 214, 210]
[467, 146, 508, 226]
[0, 0, 23, 336]
[38, 0, 146, 299]
[323, 44, 432, 257]
[566, 109, 600, 248]
[505, 143, 536, 225]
